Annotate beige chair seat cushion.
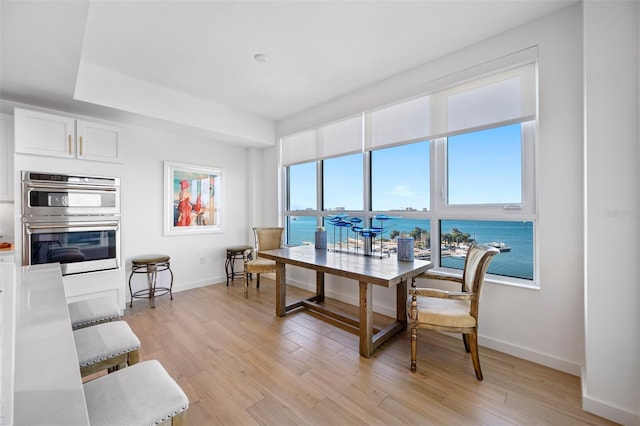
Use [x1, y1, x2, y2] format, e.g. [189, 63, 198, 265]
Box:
[412, 296, 476, 328]
[245, 258, 276, 273]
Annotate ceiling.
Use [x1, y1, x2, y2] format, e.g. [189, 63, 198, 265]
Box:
[1, 0, 575, 147]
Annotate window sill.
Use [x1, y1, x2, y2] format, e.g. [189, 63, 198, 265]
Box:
[423, 267, 539, 290]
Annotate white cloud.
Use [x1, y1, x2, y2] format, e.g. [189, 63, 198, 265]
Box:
[389, 185, 415, 198]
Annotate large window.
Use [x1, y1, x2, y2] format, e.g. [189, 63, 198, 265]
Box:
[323, 154, 363, 211]
[371, 141, 429, 212]
[281, 54, 538, 285]
[283, 124, 536, 283]
[437, 123, 535, 281]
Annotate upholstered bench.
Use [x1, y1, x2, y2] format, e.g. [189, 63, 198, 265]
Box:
[74, 320, 140, 377]
[84, 359, 189, 426]
[68, 296, 120, 330]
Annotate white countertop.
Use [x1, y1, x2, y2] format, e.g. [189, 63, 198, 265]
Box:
[11, 263, 89, 425]
[0, 263, 15, 425]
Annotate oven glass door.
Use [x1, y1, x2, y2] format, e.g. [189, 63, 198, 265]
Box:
[24, 221, 120, 275]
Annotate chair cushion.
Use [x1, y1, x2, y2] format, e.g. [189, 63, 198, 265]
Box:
[74, 321, 140, 367]
[84, 360, 189, 426]
[69, 297, 120, 329]
[412, 296, 476, 328]
[245, 258, 276, 273]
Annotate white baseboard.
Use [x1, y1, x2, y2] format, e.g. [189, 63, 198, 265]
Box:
[479, 335, 581, 376]
[173, 277, 222, 293]
[127, 276, 223, 303]
[581, 367, 640, 426]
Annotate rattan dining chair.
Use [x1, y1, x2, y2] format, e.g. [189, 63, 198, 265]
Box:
[243, 227, 284, 298]
[409, 243, 499, 380]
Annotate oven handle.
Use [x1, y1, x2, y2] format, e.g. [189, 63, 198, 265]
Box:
[24, 222, 120, 233]
[25, 182, 118, 192]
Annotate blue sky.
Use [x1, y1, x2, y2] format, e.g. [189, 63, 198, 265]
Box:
[448, 123, 522, 205]
[289, 123, 522, 211]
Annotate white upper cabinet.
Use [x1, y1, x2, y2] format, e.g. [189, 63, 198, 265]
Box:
[76, 120, 120, 162]
[15, 108, 76, 158]
[14, 108, 122, 163]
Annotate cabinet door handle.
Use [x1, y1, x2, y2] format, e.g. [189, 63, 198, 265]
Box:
[68, 134, 72, 154]
[79, 136, 83, 156]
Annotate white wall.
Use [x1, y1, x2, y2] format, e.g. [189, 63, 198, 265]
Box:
[583, 1, 639, 424]
[6, 101, 255, 310]
[275, 3, 587, 376]
[119, 124, 251, 292]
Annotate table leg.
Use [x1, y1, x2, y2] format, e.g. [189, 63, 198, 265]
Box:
[397, 279, 407, 330]
[275, 262, 286, 317]
[316, 271, 325, 302]
[359, 281, 373, 358]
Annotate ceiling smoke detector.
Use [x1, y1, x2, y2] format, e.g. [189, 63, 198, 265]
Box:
[254, 53, 268, 63]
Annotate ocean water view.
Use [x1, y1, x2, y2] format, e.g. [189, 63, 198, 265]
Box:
[286, 216, 534, 280]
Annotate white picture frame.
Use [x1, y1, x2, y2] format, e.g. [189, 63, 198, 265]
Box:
[163, 161, 222, 235]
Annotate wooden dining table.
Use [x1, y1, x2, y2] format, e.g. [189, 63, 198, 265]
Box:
[258, 245, 433, 358]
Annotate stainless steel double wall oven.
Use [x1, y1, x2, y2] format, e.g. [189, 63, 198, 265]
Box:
[22, 171, 121, 275]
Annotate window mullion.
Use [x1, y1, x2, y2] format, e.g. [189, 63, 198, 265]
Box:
[363, 150, 371, 221]
[431, 138, 444, 267]
[317, 160, 324, 227]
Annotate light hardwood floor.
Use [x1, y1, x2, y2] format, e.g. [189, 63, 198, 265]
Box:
[121, 278, 617, 425]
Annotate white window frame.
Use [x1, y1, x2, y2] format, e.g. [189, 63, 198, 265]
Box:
[428, 121, 537, 287]
[434, 121, 536, 217]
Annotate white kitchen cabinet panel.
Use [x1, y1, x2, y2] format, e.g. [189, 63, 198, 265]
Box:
[76, 120, 120, 162]
[15, 108, 75, 159]
[14, 108, 122, 163]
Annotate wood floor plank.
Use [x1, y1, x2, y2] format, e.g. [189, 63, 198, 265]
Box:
[378, 394, 473, 425]
[120, 277, 618, 425]
[505, 389, 615, 425]
[283, 321, 350, 354]
[243, 352, 324, 413]
[245, 394, 301, 426]
[189, 369, 259, 425]
[310, 396, 371, 426]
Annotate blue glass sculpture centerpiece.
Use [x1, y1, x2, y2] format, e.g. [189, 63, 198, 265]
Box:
[324, 213, 399, 258]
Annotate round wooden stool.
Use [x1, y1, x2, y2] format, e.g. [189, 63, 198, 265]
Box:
[128, 254, 173, 308]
